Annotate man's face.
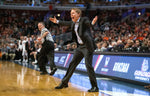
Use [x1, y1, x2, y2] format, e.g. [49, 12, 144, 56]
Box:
[70, 9, 80, 23]
[20, 36, 23, 40]
[38, 23, 42, 31]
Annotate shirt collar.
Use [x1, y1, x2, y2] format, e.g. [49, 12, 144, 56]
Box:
[74, 17, 80, 23]
[41, 27, 45, 31]
[77, 17, 80, 23]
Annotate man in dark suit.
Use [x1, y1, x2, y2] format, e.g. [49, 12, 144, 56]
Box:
[50, 8, 99, 92]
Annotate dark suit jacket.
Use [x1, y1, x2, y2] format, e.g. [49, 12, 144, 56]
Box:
[59, 17, 97, 52]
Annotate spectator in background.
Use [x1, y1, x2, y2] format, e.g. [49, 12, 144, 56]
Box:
[8, 44, 16, 60]
[124, 39, 134, 52]
[15, 36, 24, 62]
[30, 44, 42, 65]
[25, 37, 32, 63]
[22, 36, 28, 63]
[100, 42, 108, 52]
[95, 42, 102, 52]
[113, 40, 124, 52]
[147, 40, 150, 52]
[71, 42, 77, 51]
[64, 43, 72, 51]
[132, 40, 141, 52]
[107, 41, 117, 52]
[139, 39, 149, 53]
[54, 43, 59, 51]
[1, 44, 8, 60]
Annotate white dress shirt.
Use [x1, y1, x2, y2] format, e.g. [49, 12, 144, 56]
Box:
[74, 18, 83, 44]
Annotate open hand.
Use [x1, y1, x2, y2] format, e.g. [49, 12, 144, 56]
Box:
[49, 16, 57, 23]
[92, 16, 98, 25]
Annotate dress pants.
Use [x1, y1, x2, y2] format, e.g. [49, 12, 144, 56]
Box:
[38, 41, 56, 73]
[61, 45, 98, 88]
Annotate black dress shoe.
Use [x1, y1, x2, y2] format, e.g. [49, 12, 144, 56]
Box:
[50, 67, 57, 75]
[55, 83, 68, 89]
[88, 87, 99, 92]
[40, 72, 48, 75]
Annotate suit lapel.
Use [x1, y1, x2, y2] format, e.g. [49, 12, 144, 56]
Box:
[77, 23, 80, 33]
[71, 22, 75, 32]
[78, 18, 82, 36]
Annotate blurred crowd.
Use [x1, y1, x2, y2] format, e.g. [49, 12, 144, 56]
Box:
[93, 9, 150, 53]
[2, 0, 150, 6]
[0, 7, 150, 62]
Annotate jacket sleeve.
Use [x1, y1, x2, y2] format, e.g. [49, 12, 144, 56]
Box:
[59, 21, 72, 27]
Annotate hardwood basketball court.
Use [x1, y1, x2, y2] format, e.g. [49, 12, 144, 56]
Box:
[0, 61, 108, 96]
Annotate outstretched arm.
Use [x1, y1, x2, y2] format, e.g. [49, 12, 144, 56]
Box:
[50, 16, 72, 26]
